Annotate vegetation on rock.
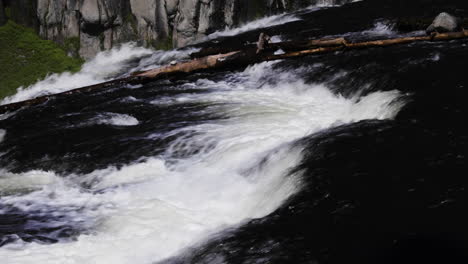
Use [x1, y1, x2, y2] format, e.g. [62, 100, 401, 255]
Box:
[0, 21, 83, 99]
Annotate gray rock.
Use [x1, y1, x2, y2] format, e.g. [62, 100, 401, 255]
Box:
[173, 0, 200, 47]
[8, 0, 355, 59]
[80, 0, 101, 24]
[426, 12, 461, 34]
[166, 0, 180, 16]
[129, 0, 158, 44]
[79, 31, 102, 58]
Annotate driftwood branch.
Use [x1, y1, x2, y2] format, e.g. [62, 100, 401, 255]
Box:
[1, 30, 468, 114]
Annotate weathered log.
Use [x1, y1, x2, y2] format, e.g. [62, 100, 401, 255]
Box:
[271, 37, 348, 50]
[261, 46, 344, 61]
[1, 31, 468, 115]
[262, 30, 468, 61]
[137, 52, 240, 78]
[0, 77, 144, 114]
[190, 37, 347, 58]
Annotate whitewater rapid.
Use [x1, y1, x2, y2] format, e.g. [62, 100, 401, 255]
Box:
[0, 53, 405, 263]
[0, 3, 407, 262]
[0, 44, 198, 105]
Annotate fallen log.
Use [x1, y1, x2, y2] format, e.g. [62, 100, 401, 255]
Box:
[190, 37, 347, 58]
[347, 30, 468, 49]
[137, 52, 240, 78]
[138, 30, 468, 80]
[0, 77, 144, 114]
[263, 30, 468, 61]
[1, 30, 468, 115]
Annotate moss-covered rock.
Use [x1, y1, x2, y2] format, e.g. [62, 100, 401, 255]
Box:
[0, 21, 83, 99]
[154, 35, 174, 50]
[62, 37, 81, 58]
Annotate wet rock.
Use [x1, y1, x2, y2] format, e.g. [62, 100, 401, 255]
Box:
[80, 0, 101, 24]
[426, 12, 461, 34]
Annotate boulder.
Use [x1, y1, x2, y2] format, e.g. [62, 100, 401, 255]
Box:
[426, 12, 461, 34]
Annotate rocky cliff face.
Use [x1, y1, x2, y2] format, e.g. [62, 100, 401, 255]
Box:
[3, 0, 349, 59]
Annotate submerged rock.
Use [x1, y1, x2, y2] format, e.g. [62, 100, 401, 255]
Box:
[426, 12, 461, 34]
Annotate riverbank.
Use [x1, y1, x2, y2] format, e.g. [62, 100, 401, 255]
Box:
[0, 20, 83, 100]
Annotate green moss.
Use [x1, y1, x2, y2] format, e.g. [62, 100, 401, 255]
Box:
[62, 36, 81, 57]
[124, 13, 138, 34]
[0, 21, 84, 99]
[154, 35, 173, 51]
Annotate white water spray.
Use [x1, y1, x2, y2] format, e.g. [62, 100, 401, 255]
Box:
[0, 129, 5, 143]
[91, 113, 140, 127]
[0, 44, 199, 105]
[205, 14, 300, 40]
[1, 43, 153, 104]
[0, 60, 405, 264]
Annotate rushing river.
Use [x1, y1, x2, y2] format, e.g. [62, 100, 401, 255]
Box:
[1, 1, 468, 263]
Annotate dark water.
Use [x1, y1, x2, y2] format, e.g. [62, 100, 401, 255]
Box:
[1, 0, 468, 263]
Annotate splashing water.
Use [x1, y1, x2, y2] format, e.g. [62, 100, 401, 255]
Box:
[205, 14, 300, 41]
[1, 43, 153, 104]
[362, 21, 396, 36]
[0, 129, 5, 143]
[0, 60, 406, 263]
[0, 5, 408, 262]
[89, 113, 140, 127]
[129, 48, 200, 73]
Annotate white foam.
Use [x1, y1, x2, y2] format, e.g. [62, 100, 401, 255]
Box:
[270, 35, 283, 43]
[0, 112, 14, 121]
[274, 48, 286, 55]
[307, 0, 361, 9]
[205, 14, 300, 41]
[0, 170, 58, 195]
[431, 53, 441, 61]
[0, 129, 5, 143]
[0, 61, 406, 263]
[362, 21, 396, 36]
[130, 48, 199, 72]
[1, 43, 153, 105]
[92, 113, 140, 127]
